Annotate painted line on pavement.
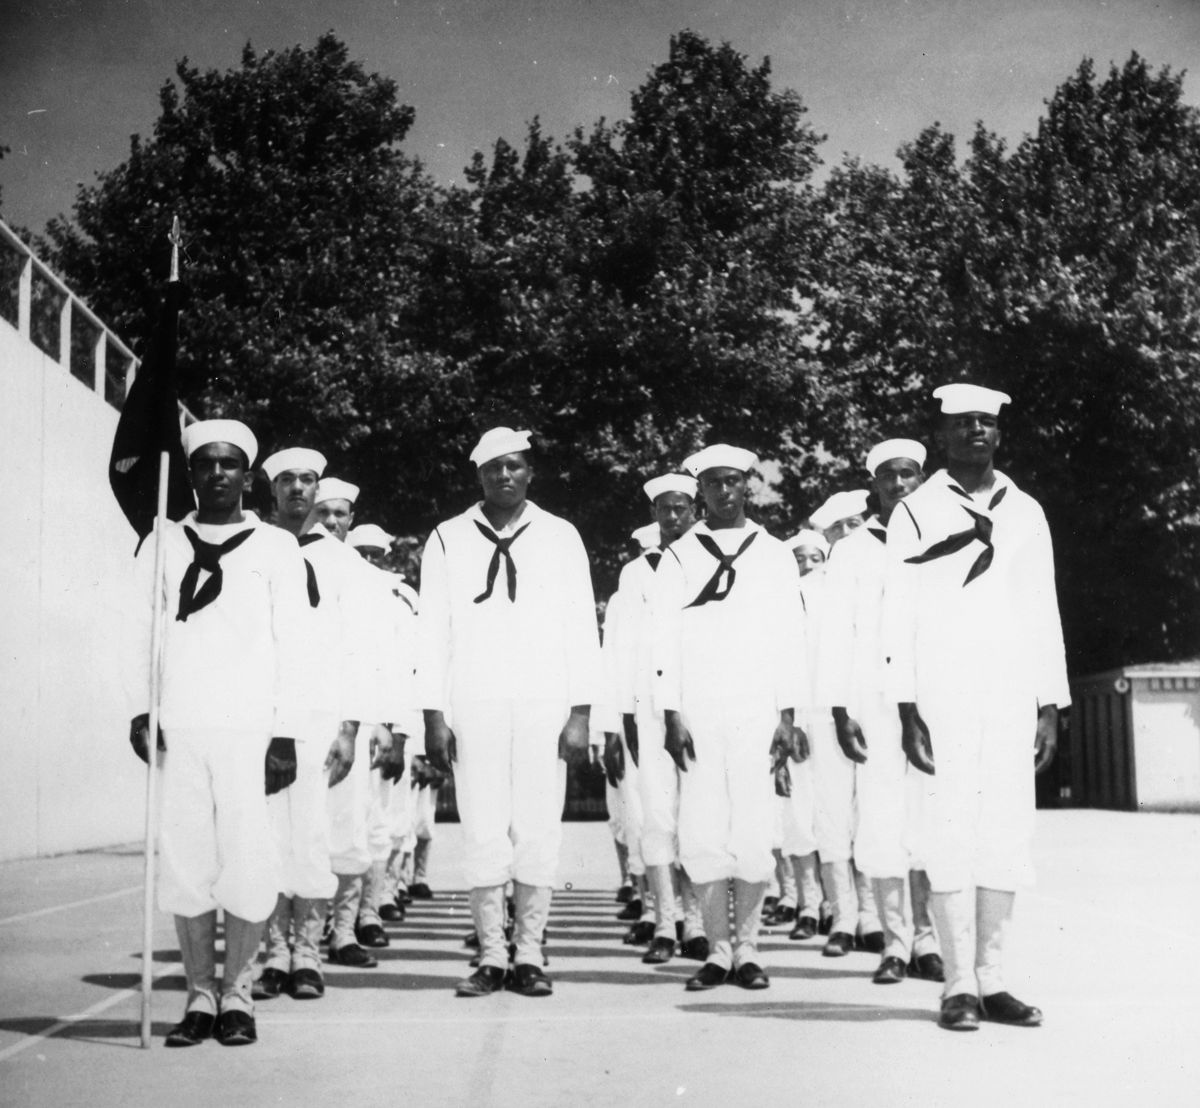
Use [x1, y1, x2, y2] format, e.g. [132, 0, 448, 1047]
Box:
[0, 886, 140, 927]
[0, 960, 183, 1063]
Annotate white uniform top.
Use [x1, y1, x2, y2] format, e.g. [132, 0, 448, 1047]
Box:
[650, 521, 806, 714]
[882, 469, 1070, 710]
[127, 511, 312, 737]
[298, 528, 390, 727]
[610, 549, 663, 717]
[817, 517, 890, 714]
[415, 500, 601, 711]
[367, 564, 422, 743]
[798, 565, 833, 712]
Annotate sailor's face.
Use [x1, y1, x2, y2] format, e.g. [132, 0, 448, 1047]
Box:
[356, 545, 387, 568]
[824, 514, 863, 546]
[938, 412, 1000, 466]
[316, 498, 354, 540]
[793, 545, 826, 577]
[189, 442, 250, 512]
[698, 467, 746, 523]
[653, 492, 696, 543]
[272, 468, 318, 523]
[872, 457, 924, 514]
[479, 452, 532, 510]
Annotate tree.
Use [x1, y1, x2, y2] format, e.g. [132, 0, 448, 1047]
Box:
[44, 33, 461, 535]
[809, 55, 1200, 673]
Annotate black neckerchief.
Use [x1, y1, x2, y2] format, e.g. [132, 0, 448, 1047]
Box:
[176, 525, 255, 621]
[904, 485, 1007, 586]
[473, 520, 532, 603]
[297, 532, 323, 607]
[685, 530, 758, 608]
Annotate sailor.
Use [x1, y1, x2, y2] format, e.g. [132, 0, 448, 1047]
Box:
[809, 489, 871, 547]
[773, 529, 829, 941]
[252, 447, 357, 1001]
[127, 419, 310, 1047]
[651, 445, 806, 991]
[883, 383, 1068, 1031]
[415, 427, 601, 998]
[821, 439, 943, 985]
[313, 479, 409, 955]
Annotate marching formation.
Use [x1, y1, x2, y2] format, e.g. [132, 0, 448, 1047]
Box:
[124, 381, 1069, 1048]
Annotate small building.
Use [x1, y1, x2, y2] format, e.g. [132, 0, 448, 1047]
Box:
[1067, 661, 1200, 812]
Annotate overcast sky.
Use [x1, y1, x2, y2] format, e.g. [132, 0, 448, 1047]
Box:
[2, 0, 1198, 235]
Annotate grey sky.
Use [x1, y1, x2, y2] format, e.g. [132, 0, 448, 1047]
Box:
[2, 0, 1198, 234]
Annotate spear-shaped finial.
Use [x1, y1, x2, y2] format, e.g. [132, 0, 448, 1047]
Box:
[167, 215, 182, 283]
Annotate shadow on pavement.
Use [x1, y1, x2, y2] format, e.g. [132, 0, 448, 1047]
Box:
[679, 1001, 934, 1023]
[0, 1017, 176, 1048]
[82, 973, 185, 991]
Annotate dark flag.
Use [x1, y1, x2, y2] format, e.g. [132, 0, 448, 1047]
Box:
[109, 219, 194, 542]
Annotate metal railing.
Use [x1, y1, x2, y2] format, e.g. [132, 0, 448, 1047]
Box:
[0, 218, 137, 409]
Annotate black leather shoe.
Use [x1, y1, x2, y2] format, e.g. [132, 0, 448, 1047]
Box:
[409, 882, 433, 899]
[289, 967, 325, 999]
[642, 936, 676, 964]
[616, 898, 643, 922]
[938, 993, 981, 1031]
[251, 967, 288, 1000]
[509, 963, 553, 997]
[622, 921, 655, 946]
[615, 884, 634, 903]
[214, 1009, 257, 1046]
[789, 915, 818, 941]
[164, 1011, 214, 1047]
[685, 962, 729, 991]
[761, 895, 779, 915]
[910, 952, 945, 982]
[679, 936, 710, 961]
[818, 903, 833, 935]
[872, 956, 907, 985]
[329, 942, 378, 968]
[463, 930, 481, 949]
[379, 902, 405, 922]
[980, 991, 1043, 1026]
[455, 965, 506, 997]
[734, 962, 770, 990]
[822, 931, 855, 957]
[397, 887, 414, 905]
[355, 922, 390, 948]
[859, 930, 886, 954]
[765, 904, 797, 927]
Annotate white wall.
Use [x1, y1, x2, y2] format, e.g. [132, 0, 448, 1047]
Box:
[0, 320, 147, 859]
[1132, 683, 1200, 812]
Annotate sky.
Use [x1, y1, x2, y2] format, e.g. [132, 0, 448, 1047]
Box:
[1, 0, 1199, 235]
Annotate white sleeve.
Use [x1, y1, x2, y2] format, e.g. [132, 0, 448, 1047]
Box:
[772, 549, 807, 713]
[650, 548, 687, 715]
[816, 547, 857, 710]
[414, 529, 452, 713]
[270, 538, 320, 738]
[561, 525, 602, 709]
[1025, 511, 1071, 708]
[882, 502, 922, 704]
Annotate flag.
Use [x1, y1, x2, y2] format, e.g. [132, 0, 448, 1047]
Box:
[109, 258, 194, 542]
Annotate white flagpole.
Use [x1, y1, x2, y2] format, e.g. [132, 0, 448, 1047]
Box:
[139, 216, 182, 1049]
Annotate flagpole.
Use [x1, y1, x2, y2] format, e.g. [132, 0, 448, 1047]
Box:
[139, 216, 182, 1049]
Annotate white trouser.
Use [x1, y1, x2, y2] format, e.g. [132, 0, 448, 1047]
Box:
[158, 728, 279, 922]
[326, 724, 371, 875]
[452, 698, 568, 889]
[853, 699, 910, 879]
[618, 738, 645, 876]
[780, 756, 818, 857]
[606, 781, 625, 844]
[366, 767, 395, 865]
[809, 710, 856, 862]
[677, 699, 777, 885]
[918, 696, 1036, 891]
[411, 783, 438, 840]
[388, 762, 413, 846]
[636, 708, 680, 867]
[267, 735, 337, 900]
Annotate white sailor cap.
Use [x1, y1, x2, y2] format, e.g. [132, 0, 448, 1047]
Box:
[786, 529, 831, 558]
[865, 438, 927, 475]
[631, 523, 661, 550]
[809, 489, 870, 531]
[182, 419, 258, 467]
[260, 447, 327, 481]
[682, 444, 758, 478]
[315, 477, 360, 505]
[643, 474, 698, 502]
[347, 524, 394, 550]
[932, 383, 1011, 415]
[470, 426, 533, 467]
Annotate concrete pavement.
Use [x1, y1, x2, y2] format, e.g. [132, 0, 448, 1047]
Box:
[1, 809, 1198, 1107]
